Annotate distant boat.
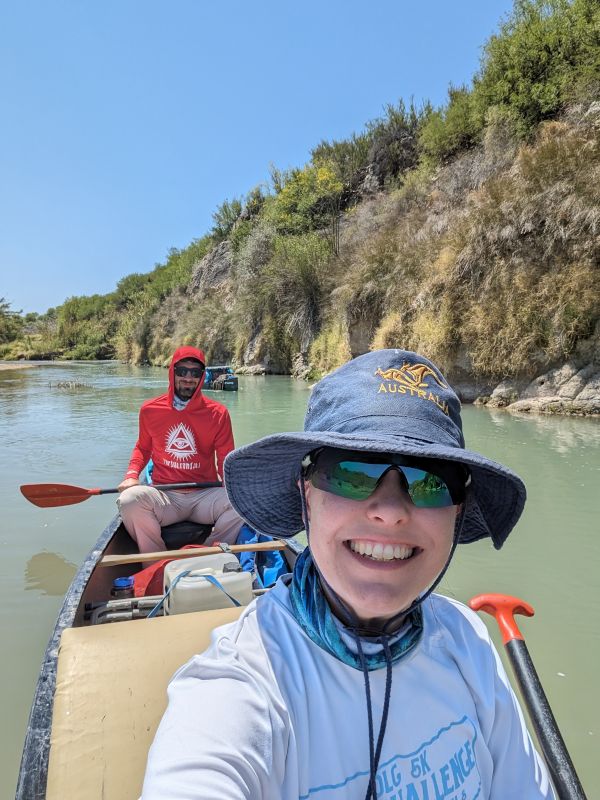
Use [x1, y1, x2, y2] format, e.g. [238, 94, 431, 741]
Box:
[204, 365, 238, 391]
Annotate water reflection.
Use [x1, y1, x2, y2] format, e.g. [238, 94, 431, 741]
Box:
[487, 408, 600, 454]
[25, 551, 78, 596]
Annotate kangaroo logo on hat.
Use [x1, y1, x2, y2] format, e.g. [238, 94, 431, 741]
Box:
[375, 362, 448, 390]
[375, 362, 449, 414]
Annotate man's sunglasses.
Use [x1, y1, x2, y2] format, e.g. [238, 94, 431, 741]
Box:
[303, 448, 468, 508]
[174, 365, 204, 379]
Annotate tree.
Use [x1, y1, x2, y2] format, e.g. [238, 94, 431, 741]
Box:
[115, 273, 152, 308]
[0, 297, 23, 343]
[211, 198, 243, 241]
[473, 0, 600, 137]
[311, 132, 371, 186]
[366, 100, 423, 185]
[264, 165, 344, 236]
[419, 86, 480, 164]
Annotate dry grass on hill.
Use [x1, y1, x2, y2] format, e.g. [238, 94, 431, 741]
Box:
[329, 106, 600, 380]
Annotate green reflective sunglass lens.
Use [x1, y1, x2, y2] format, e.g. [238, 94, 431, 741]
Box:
[401, 467, 453, 508]
[311, 460, 454, 507]
[327, 461, 387, 499]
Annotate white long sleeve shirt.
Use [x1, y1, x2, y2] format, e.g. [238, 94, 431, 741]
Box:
[142, 580, 553, 799]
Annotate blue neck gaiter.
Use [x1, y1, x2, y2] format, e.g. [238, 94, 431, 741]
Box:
[288, 548, 423, 671]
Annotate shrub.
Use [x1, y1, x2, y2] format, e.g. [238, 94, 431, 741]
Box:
[419, 86, 481, 165]
[461, 262, 600, 377]
[114, 273, 152, 309]
[308, 321, 352, 378]
[263, 165, 344, 235]
[211, 198, 243, 241]
[257, 233, 334, 351]
[113, 296, 155, 362]
[234, 221, 276, 279]
[472, 0, 600, 137]
[0, 298, 24, 343]
[311, 132, 372, 186]
[366, 100, 423, 185]
[144, 239, 212, 303]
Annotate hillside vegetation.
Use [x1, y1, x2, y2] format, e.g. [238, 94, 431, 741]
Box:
[3, 0, 599, 402]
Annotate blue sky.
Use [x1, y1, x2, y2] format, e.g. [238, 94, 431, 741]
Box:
[1, 0, 514, 314]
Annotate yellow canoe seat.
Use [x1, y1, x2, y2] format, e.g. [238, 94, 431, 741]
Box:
[47, 607, 243, 800]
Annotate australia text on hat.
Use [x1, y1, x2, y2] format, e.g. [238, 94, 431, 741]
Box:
[375, 363, 449, 415]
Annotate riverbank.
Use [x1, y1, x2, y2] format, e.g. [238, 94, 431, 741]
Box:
[0, 362, 36, 371]
[458, 359, 600, 417]
[4, 354, 600, 415]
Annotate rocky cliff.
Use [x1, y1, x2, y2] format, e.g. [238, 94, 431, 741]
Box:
[178, 103, 600, 415]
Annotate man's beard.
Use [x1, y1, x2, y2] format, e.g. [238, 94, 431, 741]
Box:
[175, 385, 196, 400]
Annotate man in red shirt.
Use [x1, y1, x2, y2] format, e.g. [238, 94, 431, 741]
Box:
[117, 346, 243, 552]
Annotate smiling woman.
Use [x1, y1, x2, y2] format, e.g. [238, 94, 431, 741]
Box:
[304, 467, 460, 626]
[141, 348, 555, 800]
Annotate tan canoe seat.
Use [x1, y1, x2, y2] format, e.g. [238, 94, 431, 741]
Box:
[46, 607, 244, 800]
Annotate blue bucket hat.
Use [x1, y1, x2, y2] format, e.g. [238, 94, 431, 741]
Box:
[224, 349, 525, 549]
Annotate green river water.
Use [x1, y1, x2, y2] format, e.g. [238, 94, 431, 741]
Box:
[1, 361, 598, 798]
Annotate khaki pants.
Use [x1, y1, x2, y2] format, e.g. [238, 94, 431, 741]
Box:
[117, 485, 243, 553]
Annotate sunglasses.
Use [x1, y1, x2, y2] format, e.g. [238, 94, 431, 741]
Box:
[174, 365, 204, 379]
[304, 448, 468, 508]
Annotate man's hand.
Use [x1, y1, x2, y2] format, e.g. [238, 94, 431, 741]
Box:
[118, 478, 140, 492]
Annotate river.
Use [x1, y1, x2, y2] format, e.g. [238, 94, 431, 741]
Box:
[1, 361, 598, 798]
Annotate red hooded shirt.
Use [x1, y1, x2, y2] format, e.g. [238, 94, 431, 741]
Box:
[124, 346, 234, 485]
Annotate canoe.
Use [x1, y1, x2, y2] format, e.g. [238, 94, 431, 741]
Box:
[204, 365, 238, 391]
[16, 516, 302, 800]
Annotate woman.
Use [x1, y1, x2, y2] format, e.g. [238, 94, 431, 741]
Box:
[142, 349, 553, 799]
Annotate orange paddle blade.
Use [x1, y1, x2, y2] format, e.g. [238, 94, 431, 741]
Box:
[20, 483, 99, 508]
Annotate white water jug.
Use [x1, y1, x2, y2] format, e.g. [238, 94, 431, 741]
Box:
[163, 553, 253, 615]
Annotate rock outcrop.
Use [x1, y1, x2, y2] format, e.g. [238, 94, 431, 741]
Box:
[468, 360, 600, 416]
[189, 241, 233, 294]
[235, 328, 290, 375]
[504, 362, 600, 415]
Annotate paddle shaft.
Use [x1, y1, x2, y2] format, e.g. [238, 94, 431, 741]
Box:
[20, 480, 223, 507]
[505, 638, 586, 800]
[470, 594, 586, 800]
[91, 481, 222, 495]
[100, 540, 286, 567]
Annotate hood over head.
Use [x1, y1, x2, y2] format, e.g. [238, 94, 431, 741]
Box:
[168, 345, 206, 408]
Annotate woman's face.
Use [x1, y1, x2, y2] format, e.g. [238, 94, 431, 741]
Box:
[304, 469, 459, 625]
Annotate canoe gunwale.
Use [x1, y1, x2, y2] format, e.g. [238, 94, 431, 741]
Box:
[15, 513, 121, 800]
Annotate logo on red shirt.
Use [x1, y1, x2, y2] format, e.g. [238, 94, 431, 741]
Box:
[165, 423, 198, 461]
